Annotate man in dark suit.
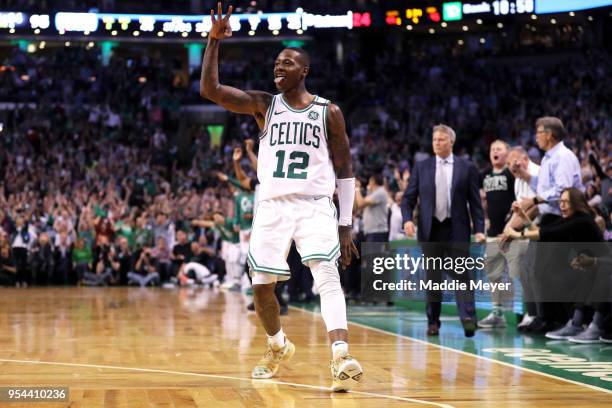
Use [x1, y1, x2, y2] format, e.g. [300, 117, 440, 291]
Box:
[401, 124, 485, 337]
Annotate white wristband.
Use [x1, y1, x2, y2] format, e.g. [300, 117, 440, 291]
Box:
[336, 178, 355, 226]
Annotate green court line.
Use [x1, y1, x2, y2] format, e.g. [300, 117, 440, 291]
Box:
[291, 301, 612, 392]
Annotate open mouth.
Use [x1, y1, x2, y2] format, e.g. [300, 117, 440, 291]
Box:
[493, 155, 499, 161]
[274, 72, 286, 84]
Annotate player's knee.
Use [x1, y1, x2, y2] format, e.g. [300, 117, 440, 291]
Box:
[252, 283, 278, 314]
[252, 282, 276, 300]
[309, 260, 342, 298]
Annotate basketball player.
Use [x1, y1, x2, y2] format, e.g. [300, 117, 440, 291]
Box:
[200, 3, 362, 391]
[215, 171, 255, 291]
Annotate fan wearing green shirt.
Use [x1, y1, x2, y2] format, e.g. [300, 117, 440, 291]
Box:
[216, 170, 255, 286]
[192, 212, 242, 291]
[232, 179, 255, 268]
[72, 237, 93, 284]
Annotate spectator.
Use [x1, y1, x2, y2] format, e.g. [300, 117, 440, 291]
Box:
[10, 212, 36, 287]
[86, 235, 117, 286]
[153, 212, 175, 252]
[512, 117, 584, 333]
[354, 174, 389, 243]
[504, 188, 609, 343]
[479, 140, 516, 329]
[95, 217, 115, 246]
[151, 236, 172, 282]
[0, 210, 15, 236]
[388, 191, 406, 242]
[133, 213, 154, 250]
[193, 213, 241, 291]
[505, 146, 541, 331]
[172, 229, 193, 274]
[129, 247, 160, 287]
[0, 241, 16, 286]
[72, 236, 93, 284]
[178, 241, 219, 286]
[31, 231, 55, 285]
[115, 236, 134, 285]
[53, 231, 73, 285]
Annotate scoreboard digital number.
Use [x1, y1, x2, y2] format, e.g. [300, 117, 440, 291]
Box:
[438, 1, 537, 23]
[491, 0, 535, 15]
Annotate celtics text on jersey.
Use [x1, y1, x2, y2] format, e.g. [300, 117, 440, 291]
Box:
[256, 94, 336, 201]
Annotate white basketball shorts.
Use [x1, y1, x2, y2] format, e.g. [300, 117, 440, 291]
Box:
[247, 194, 340, 282]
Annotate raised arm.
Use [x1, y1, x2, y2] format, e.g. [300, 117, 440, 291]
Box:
[244, 139, 258, 169]
[200, 3, 272, 127]
[354, 181, 381, 209]
[327, 103, 359, 267]
[232, 147, 254, 191]
[192, 219, 216, 229]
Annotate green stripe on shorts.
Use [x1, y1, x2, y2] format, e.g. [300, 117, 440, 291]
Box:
[247, 252, 290, 275]
[301, 243, 341, 262]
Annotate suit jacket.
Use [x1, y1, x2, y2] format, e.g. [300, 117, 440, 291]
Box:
[401, 155, 484, 242]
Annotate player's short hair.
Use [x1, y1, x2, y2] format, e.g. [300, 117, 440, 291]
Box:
[432, 124, 456, 143]
[535, 116, 566, 141]
[284, 47, 310, 67]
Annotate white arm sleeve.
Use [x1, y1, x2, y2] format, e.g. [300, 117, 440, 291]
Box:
[336, 178, 355, 226]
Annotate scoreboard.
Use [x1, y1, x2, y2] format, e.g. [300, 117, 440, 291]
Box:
[385, 0, 610, 26]
[443, 0, 534, 21]
[386, 1, 535, 26]
[0, 8, 372, 39]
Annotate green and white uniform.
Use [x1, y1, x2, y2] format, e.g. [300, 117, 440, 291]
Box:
[248, 94, 340, 280]
[217, 218, 242, 285]
[256, 94, 335, 201]
[234, 190, 254, 264]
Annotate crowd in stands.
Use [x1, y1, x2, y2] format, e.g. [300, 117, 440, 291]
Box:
[0, 23, 610, 340]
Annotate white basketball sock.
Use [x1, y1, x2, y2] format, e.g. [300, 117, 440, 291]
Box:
[268, 328, 286, 349]
[332, 341, 349, 359]
[309, 260, 348, 332]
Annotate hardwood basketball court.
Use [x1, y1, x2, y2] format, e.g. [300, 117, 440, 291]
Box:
[0, 288, 610, 407]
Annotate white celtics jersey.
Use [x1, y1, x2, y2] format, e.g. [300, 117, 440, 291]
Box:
[257, 94, 336, 201]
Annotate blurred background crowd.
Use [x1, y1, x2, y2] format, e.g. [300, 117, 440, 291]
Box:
[0, 1, 610, 342]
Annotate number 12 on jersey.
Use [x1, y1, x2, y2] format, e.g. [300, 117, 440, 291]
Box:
[272, 150, 309, 179]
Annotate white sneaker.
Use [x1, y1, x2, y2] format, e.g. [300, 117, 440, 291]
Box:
[478, 311, 507, 328]
[330, 353, 363, 392]
[569, 323, 604, 344]
[251, 338, 295, 379]
[545, 320, 583, 340]
[518, 314, 536, 329]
